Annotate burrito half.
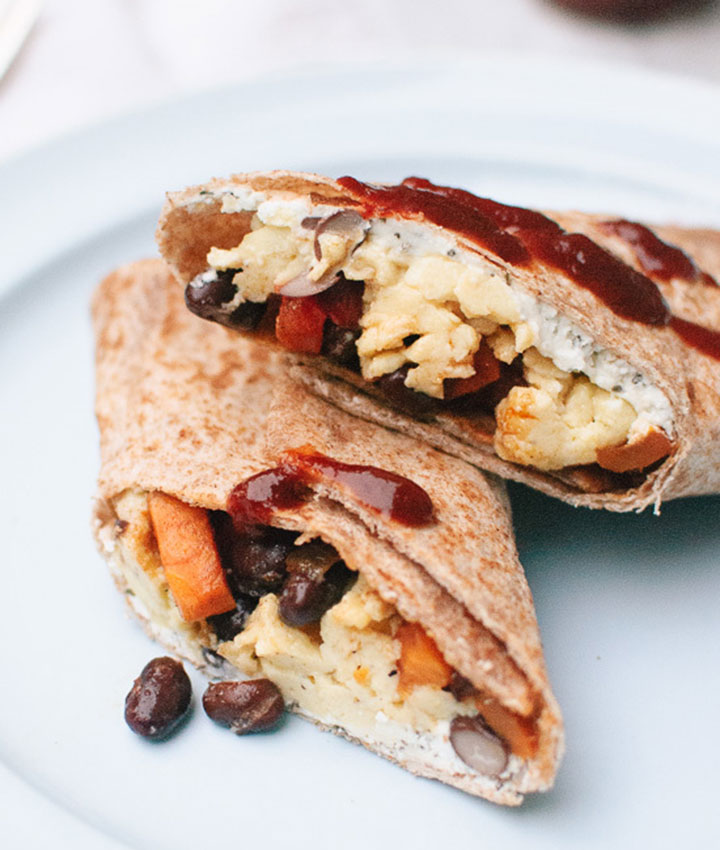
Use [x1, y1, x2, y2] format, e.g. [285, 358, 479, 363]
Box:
[92, 259, 563, 805]
[156, 171, 720, 511]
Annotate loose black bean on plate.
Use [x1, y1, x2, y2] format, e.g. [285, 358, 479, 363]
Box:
[124, 657, 192, 740]
[203, 679, 285, 734]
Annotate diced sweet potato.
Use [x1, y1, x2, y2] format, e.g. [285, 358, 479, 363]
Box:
[147, 492, 235, 622]
[475, 691, 539, 760]
[443, 341, 502, 400]
[596, 427, 673, 473]
[396, 621, 452, 695]
[275, 295, 327, 353]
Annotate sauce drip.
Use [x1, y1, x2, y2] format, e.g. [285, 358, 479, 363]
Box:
[337, 176, 529, 266]
[228, 449, 434, 528]
[337, 175, 720, 359]
[600, 219, 717, 286]
[227, 467, 307, 526]
[521, 229, 669, 325]
[339, 176, 670, 326]
[403, 176, 559, 233]
[669, 316, 720, 360]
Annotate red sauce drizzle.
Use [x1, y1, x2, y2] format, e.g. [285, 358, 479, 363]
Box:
[228, 450, 434, 528]
[338, 176, 669, 326]
[337, 176, 529, 266]
[521, 229, 669, 325]
[669, 316, 720, 360]
[403, 176, 559, 233]
[227, 467, 307, 526]
[336, 175, 720, 359]
[600, 219, 717, 286]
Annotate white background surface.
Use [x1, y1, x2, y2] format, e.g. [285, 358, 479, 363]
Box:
[3, 0, 720, 160]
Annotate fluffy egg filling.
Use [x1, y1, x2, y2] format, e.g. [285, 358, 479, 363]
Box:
[219, 579, 472, 736]
[201, 213, 674, 474]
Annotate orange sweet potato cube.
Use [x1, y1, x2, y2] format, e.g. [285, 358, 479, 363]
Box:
[596, 427, 673, 473]
[396, 621, 453, 695]
[475, 692, 539, 760]
[147, 492, 235, 622]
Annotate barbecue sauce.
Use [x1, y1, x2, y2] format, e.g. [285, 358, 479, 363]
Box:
[228, 450, 434, 529]
[669, 316, 720, 360]
[336, 176, 529, 265]
[337, 175, 720, 360]
[600, 219, 718, 286]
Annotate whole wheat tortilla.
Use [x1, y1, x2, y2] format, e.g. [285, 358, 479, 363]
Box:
[156, 171, 720, 512]
[92, 259, 563, 805]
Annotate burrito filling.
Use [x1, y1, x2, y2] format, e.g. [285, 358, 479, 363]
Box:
[186, 205, 675, 481]
[104, 488, 539, 781]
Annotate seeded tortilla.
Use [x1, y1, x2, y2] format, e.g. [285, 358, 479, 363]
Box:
[156, 171, 720, 512]
[92, 259, 563, 805]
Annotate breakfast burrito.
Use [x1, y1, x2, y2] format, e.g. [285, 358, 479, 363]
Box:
[156, 171, 720, 512]
[92, 259, 563, 805]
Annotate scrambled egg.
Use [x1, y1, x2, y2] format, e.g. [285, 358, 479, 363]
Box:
[208, 224, 313, 301]
[208, 220, 643, 470]
[494, 349, 637, 470]
[208, 219, 527, 398]
[219, 575, 471, 735]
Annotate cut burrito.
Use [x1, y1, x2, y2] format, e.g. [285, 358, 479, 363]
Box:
[92, 259, 563, 805]
[157, 171, 720, 511]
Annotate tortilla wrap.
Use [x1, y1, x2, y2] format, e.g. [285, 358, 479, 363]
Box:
[92, 259, 563, 805]
[156, 171, 720, 512]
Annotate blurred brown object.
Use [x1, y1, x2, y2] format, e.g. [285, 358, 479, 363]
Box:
[549, 0, 716, 24]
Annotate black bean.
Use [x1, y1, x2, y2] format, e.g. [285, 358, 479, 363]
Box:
[185, 268, 266, 330]
[230, 302, 266, 330]
[278, 561, 355, 627]
[212, 513, 297, 597]
[207, 595, 258, 642]
[375, 366, 438, 418]
[449, 715, 508, 777]
[203, 679, 285, 734]
[231, 535, 293, 595]
[285, 540, 342, 581]
[278, 573, 325, 626]
[124, 657, 192, 740]
[444, 671, 477, 702]
[322, 324, 360, 369]
[184, 269, 237, 319]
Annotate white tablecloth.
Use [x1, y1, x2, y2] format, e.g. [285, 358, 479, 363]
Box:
[2, 0, 720, 161]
